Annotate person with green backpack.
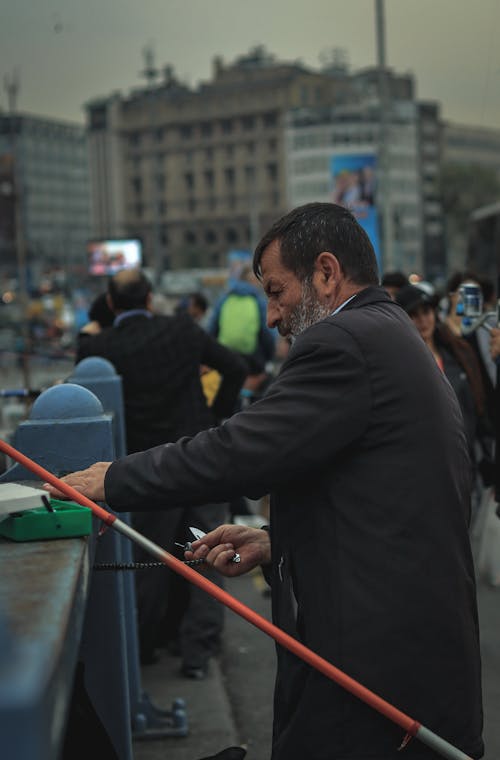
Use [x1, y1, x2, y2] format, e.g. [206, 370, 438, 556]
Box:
[209, 265, 276, 375]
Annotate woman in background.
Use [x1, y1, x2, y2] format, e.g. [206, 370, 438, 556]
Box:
[396, 284, 488, 481]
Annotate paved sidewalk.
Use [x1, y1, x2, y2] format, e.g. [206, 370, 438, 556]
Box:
[134, 653, 241, 760]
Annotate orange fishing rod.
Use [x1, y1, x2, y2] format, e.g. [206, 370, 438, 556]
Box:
[0, 438, 473, 760]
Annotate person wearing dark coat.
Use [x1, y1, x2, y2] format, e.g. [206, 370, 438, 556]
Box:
[77, 269, 247, 673]
[49, 204, 483, 760]
[395, 284, 487, 458]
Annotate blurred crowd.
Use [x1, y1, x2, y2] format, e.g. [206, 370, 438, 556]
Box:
[382, 269, 498, 534]
[2, 255, 499, 682]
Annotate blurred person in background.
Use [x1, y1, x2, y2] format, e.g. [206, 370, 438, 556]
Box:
[381, 270, 408, 300]
[209, 263, 277, 520]
[444, 270, 481, 337]
[490, 329, 500, 363]
[209, 264, 276, 378]
[77, 268, 246, 675]
[85, 291, 115, 331]
[467, 276, 498, 425]
[396, 284, 491, 509]
[175, 291, 209, 324]
[444, 273, 497, 489]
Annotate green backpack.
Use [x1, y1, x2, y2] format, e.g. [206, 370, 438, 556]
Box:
[218, 294, 260, 355]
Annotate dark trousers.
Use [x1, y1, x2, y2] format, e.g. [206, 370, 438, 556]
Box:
[131, 502, 227, 667]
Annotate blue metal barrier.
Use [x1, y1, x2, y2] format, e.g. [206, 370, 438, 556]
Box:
[68, 356, 188, 740]
[0, 383, 132, 759]
[68, 357, 127, 458]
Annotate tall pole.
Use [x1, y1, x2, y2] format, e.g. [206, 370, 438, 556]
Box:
[140, 45, 161, 286]
[375, 0, 395, 273]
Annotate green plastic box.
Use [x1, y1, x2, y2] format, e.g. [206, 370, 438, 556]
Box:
[0, 499, 92, 542]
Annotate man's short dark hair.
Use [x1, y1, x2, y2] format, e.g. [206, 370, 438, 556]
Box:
[189, 292, 208, 313]
[108, 269, 152, 311]
[381, 271, 408, 289]
[253, 202, 379, 286]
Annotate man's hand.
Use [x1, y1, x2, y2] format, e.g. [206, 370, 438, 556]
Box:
[43, 461, 112, 502]
[490, 327, 500, 361]
[185, 524, 271, 577]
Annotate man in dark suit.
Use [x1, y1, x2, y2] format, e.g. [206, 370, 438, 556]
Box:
[77, 269, 247, 673]
[51, 205, 483, 759]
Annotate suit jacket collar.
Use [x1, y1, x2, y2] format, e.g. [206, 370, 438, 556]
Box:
[340, 285, 393, 312]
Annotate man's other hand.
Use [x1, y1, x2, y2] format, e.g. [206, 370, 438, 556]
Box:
[185, 524, 271, 577]
[43, 461, 112, 502]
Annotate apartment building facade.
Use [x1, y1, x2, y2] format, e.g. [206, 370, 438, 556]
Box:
[86, 50, 448, 280]
[285, 97, 443, 278]
[86, 48, 347, 276]
[441, 122, 500, 273]
[0, 115, 91, 277]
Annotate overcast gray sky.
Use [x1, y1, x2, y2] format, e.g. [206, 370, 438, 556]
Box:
[1, 0, 499, 128]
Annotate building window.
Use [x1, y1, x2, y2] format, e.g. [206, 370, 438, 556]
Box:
[184, 230, 197, 244]
[129, 132, 141, 147]
[204, 169, 214, 189]
[224, 167, 235, 186]
[205, 147, 213, 161]
[225, 145, 234, 159]
[188, 198, 197, 213]
[221, 118, 233, 134]
[160, 226, 168, 245]
[156, 174, 165, 191]
[267, 163, 278, 182]
[184, 172, 194, 191]
[205, 229, 217, 244]
[263, 112, 278, 127]
[201, 122, 213, 137]
[157, 200, 167, 216]
[244, 166, 255, 182]
[241, 116, 255, 130]
[226, 228, 238, 244]
[131, 177, 142, 194]
[246, 142, 255, 155]
[180, 124, 193, 139]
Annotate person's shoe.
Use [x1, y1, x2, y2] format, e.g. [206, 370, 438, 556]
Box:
[181, 663, 208, 680]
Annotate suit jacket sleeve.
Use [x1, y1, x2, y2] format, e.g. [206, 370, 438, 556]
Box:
[104, 320, 371, 512]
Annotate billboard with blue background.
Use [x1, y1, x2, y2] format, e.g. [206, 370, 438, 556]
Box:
[330, 152, 381, 269]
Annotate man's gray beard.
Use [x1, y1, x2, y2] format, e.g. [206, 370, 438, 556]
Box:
[285, 278, 331, 339]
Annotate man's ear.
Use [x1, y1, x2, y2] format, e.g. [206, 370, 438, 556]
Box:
[146, 291, 153, 311]
[106, 293, 115, 313]
[315, 252, 341, 289]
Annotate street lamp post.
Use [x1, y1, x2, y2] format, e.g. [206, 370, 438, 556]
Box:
[375, 0, 395, 273]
